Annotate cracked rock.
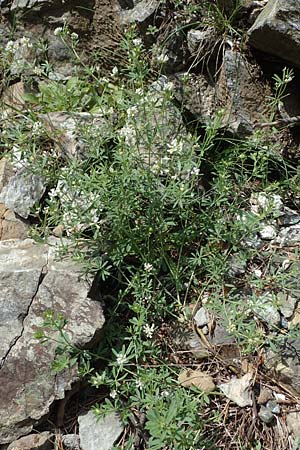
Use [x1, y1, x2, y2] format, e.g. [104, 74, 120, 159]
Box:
[0, 239, 105, 444]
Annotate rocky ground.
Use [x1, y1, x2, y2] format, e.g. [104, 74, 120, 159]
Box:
[2, 1, 300, 449]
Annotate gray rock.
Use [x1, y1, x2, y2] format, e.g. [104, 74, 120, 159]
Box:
[251, 292, 281, 327]
[0, 169, 46, 219]
[78, 411, 124, 450]
[248, 0, 300, 68]
[10, 0, 50, 12]
[7, 432, 53, 450]
[0, 159, 15, 193]
[0, 239, 105, 443]
[287, 411, 300, 439]
[173, 73, 218, 125]
[266, 400, 280, 414]
[277, 292, 298, 319]
[278, 210, 300, 227]
[211, 323, 236, 346]
[273, 224, 300, 246]
[118, 0, 159, 26]
[259, 224, 277, 240]
[242, 233, 264, 249]
[47, 36, 72, 62]
[40, 112, 114, 160]
[265, 338, 300, 394]
[187, 28, 217, 56]
[258, 405, 274, 424]
[60, 434, 80, 450]
[228, 254, 247, 276]
[217, 49, 272, 136]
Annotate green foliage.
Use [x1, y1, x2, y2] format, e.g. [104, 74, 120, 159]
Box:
[2, 18, 300, 450]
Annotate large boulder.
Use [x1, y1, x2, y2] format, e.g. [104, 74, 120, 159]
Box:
[248, 0, 300, 67]
[0, 239, 105, 444]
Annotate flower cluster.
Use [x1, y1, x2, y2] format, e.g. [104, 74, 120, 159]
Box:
[143, 323, 155, 339]
[48, 176, 101, 235]
[118, 124, 137, 147]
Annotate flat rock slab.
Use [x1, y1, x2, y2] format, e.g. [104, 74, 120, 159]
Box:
[0, 239, 105, 444]
[248, 0, 300, 67]
[78, 411, 124, 450]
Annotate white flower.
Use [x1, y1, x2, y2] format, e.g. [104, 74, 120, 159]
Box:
[190, 167, 200, 176]
[19, 36, 32, 48]
[135, 88, 144, 96]
[132, 38, 142, 46]
[161, 390, 170, 397]
[71, 32, 78, 40]
[127, 105, 138, 119]
[135, 379, 144, 389]
[90, 372, 105, 387]
[5, 40, 16, 52]
[54, 27, 63, 36]
[116, 352, 127, 366]
[167, 138, 183, 154]
[111, 66, 118, 76]
[253, 269, 262, 278]
[144, 262, 153, 272]
[119, 125, 136, 146]
[110, 390, 117, 399]
[143, 323, 155, 339]
[31, 121, 44, 135]
[157, 53, 169, 63]
[33, 66, 43, 76]
[164, 81, 174, 92]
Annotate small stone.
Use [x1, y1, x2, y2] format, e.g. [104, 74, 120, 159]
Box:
[258, 406, 274, 424]
[259, 224, 277, 240]
[266, 400, 280, 414]
[52, 224, 64, 237]
[278, 211, 300, 227]
[194, 307, 208, 328]
[187, 27, 217, 55]
[60, 434, 80, 450]
[228, 254, 247, 276]
[78, 410, 124, 450]
[251, 292, 281, 327]
[257, 388, 273, 405]
[7, 432, 53, 450]
[178, 370, 215, 392]
[186, 331, 210, 359]
[242, 234, 263, 249]
[273, 224, 300, 247]
[277, 292, 298, 319]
